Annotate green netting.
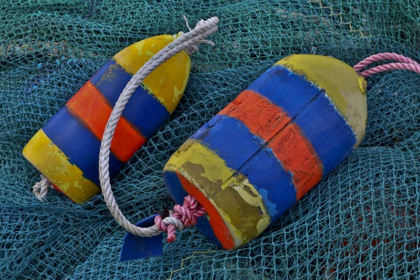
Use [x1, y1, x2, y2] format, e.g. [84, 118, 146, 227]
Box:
[1, 0, 420, 279]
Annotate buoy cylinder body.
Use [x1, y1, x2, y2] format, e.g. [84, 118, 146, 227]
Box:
[23, 35, 191, 203]
[163, 55, 367, 250]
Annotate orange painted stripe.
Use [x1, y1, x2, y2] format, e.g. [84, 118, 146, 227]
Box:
[66, 81, 147, 162]
[219, 90, 291, 141]
[268, 123, 323, 200]
[176, 172, 235, 250]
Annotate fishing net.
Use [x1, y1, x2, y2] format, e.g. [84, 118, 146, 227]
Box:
[1, 0, 419, 279]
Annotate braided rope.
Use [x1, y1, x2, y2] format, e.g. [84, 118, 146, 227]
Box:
[353, 52, 420, 72]
[357, 62, 420, 78]
[32, 175, 51, 200]
[155, 195, 206, 242]
[354, 52, 420, 78]
[98, 17, 219, 238]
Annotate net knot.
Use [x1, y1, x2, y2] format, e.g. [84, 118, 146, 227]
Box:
[154, 195, 206, 242]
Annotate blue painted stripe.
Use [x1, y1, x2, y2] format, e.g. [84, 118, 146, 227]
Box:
[163, 171, 188, 205]
[247, 65, 321, 117]
[162, 171, 222, 248]
[91, 59, 131, 106]
[240, 147, 297, 221]
[91, 59, 170, 139]
[191, 114, 297, 220]
[191, 115, 264, 171]
[294, 93, 356, 175]
[43, 106, 125, 185]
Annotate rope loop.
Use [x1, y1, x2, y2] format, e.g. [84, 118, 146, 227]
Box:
[32, 175, 51, 201]
[98, 16, 219, 239]
[354, 52, 420, 78]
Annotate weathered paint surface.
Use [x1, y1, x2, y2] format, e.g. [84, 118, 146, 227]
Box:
[41, 106, 125, 186]
[294, 93, 356, 175]
[67, 81, 146, 162]
[22, 130, 99, 203]
[164, 139, 271, 249]
[219, 90, 290, 140]
[277, 54, 368, 146]
[91, 59, 171, 139]
[163, 54, 368, 249]
[268, 123, 323, 200]
[23, 35, 191, 203]
[113, 35, 191, 113]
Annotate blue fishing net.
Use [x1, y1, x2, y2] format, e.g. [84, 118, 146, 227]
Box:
[1, 0, 419, 279]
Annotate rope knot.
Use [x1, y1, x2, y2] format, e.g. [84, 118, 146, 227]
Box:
[154, 195, 206, 242]
[32, 175, 51, 200]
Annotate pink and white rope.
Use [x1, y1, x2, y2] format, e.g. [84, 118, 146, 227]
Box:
[354, 52, 420, 78]
[99, 16, 219, 241]
[154, 195, 206, 242]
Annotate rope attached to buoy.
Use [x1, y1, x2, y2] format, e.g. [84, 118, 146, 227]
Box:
[98, 17, 219, 240]
[31, 16, 219, 228]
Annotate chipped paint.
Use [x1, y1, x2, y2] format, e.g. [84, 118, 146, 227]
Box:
[173, 85, 182, 104]
[95, 62, 119, 87]
[146, 50, 154, 57]
[164, 139, 271, 248]
[22, 129, 99, 203]
[113, 35, 191, 113]
[276, 54, 367, 147]
[135, 41, 144, 55]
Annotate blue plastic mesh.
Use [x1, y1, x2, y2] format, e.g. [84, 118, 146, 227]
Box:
[1, 0, 419, 279]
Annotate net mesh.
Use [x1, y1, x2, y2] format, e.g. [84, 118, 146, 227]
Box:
[1, 0, 420, 279]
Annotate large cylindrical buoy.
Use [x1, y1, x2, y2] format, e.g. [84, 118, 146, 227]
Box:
[163, 54, 367, 249]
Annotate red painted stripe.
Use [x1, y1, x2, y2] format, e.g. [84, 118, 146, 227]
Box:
[66, 81, 146, 162]
[219, 90, 291, 140]
[176, 172, 235, 250]
[219, 89, 323, 199]
[268, 124, 323, 200]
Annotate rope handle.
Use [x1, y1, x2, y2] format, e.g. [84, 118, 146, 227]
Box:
[354, 52, 420, 77]
[98, 17, 219, 239]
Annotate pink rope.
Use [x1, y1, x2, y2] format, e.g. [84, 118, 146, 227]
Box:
[353, 52, 420, 78]
[353, 52, 420, 72]
[154, 195, 206, 242]
[358, 62, 420, 78]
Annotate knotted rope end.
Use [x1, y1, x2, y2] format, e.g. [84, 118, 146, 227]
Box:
[32, 175, 52, 201]
[154, 195, 206, 243]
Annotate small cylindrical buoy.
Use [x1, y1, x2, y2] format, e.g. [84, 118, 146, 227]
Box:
[163, 54, 368, 250]
[23, 35, 191, 203]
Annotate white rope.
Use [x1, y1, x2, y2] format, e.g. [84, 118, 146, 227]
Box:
[99, 17, 219, 237]
[32, 175, 51, 200]
[32, 17, 219, 207]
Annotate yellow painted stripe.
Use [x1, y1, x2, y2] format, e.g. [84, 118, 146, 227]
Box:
[22, 130, 100, 203]
[276, 54, 368, 146]
[113, 35, 191, 113]
[164, 139, 271, 248]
